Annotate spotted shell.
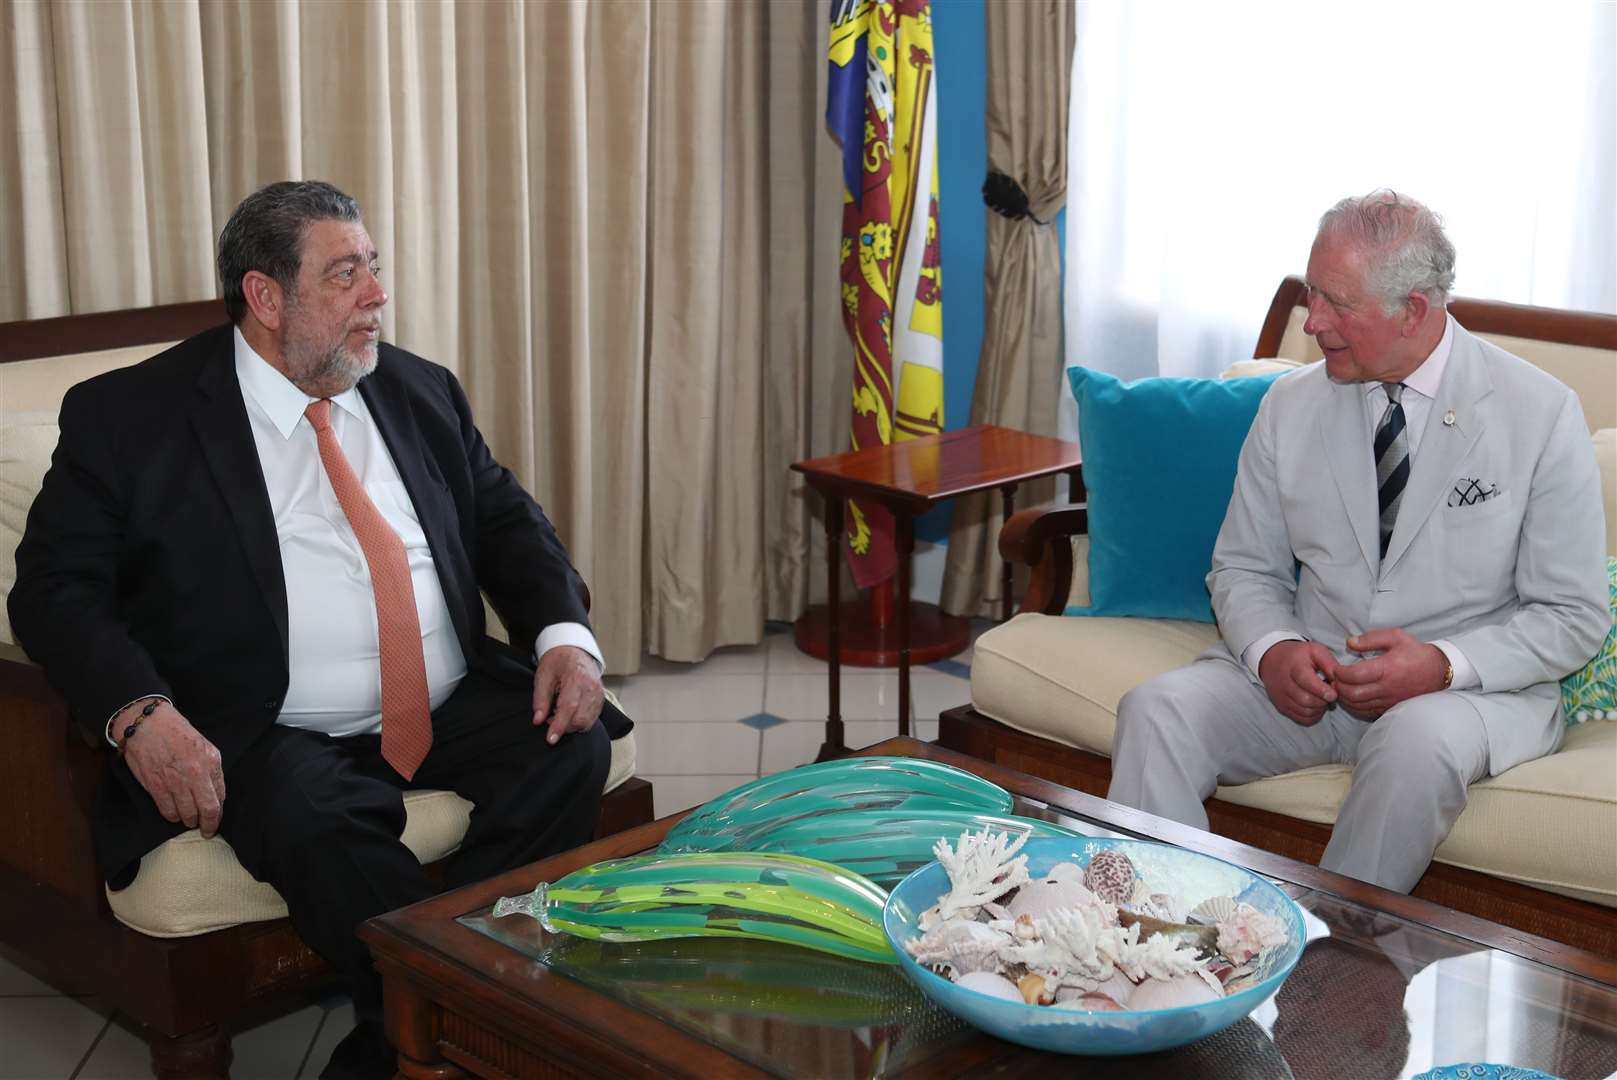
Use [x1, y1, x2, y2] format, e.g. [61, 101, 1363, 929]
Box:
[1187, 895, 1237, 926]
[1083, 850, 1136, 905]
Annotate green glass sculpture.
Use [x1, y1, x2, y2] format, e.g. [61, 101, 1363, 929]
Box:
[493, 851, 896, 964]
[662, 808, 1084, 888]
[660, 756, 1014, 854]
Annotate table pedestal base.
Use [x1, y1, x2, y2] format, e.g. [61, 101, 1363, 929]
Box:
[793, 603, 969, 667]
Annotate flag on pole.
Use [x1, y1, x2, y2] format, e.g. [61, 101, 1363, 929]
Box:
[827, 0, 945, 590]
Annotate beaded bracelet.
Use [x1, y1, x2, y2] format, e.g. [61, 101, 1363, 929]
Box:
[116, 699, 162, 757]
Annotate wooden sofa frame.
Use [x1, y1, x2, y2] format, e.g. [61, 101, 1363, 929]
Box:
[939, 277, 1617, 957]
[0, 300, 655, 1079]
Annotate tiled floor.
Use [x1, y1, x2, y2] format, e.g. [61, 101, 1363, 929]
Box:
[0, 619, 986, 1079]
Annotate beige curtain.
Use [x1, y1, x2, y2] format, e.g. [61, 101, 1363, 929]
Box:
[0, 0, 850, 672]
[939, 0, 1075, 618]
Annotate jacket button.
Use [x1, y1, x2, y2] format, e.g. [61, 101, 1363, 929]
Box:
[265, 698, 281, 712]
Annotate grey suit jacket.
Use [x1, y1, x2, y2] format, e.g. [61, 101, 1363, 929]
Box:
[1207, 322, 1607, 775]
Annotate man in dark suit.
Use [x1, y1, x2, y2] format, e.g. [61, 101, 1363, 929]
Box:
[9, 180, 630, 1079]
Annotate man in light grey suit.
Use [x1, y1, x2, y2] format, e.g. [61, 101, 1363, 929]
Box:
[1108, 191, 1607, 893]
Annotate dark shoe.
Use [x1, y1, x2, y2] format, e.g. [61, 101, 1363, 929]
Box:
[319, 1019, 396, 1080]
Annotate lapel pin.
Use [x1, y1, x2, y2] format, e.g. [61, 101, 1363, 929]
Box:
[1443, 409, 1456, 427]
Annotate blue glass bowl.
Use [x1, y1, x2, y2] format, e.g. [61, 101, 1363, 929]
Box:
[882, 837, 1307, 1056]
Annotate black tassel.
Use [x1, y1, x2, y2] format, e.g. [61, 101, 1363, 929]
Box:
[982, 170, 1046, 224]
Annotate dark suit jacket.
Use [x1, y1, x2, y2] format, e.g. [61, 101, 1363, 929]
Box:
[9, 325, 629, 881]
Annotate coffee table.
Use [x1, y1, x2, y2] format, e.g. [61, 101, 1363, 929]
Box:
[361, 738, 1617, 1078]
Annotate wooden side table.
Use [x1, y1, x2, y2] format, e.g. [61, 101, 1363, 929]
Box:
[791, 424, 1080, 758]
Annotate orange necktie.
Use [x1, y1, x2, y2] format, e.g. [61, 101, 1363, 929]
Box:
[305, 399, 433, 780]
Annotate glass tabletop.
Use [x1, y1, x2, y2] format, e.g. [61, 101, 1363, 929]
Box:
[460, 790, 1617, 1079]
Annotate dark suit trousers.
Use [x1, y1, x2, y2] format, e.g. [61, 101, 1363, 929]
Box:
[217, 669, 613, 1022]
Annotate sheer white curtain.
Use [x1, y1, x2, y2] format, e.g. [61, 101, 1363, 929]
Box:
[1062, 0, 1616, 395]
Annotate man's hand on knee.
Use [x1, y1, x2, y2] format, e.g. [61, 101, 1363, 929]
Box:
[1258, 640, 1339, 726]
[1335, 628, 1449, 719]
[121, 703, 226, 837]
[532, 645, 604, 745]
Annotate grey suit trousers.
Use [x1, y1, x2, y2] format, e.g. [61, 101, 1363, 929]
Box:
[1107, 652, 1490, 893]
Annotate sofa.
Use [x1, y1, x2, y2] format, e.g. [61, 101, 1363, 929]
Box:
[940, 277, 1617, 956]
[0, 299, 653, 1079]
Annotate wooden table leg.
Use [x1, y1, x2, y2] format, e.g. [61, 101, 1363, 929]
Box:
[999, 482, 1018, 622]
[818, 496, 845, 759]
[896, 513, 914, 738]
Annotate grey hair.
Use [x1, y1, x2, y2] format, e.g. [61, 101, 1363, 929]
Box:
[1317, 189, 1456, 315]
[217, 180, 362, 324]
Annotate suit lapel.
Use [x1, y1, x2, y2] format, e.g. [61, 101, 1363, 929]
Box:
[189, 346, 289, 662]
[358, 363, 473, 650]
[1320, 377, 1379, 574]
[1381, 328, 1491, 575]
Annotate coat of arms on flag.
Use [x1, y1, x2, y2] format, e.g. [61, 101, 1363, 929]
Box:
[827, 0, 945, 590]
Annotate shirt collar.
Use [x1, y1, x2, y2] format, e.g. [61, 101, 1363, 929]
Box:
[1364, 312, 1454, 403]
[233, 326, 367, 439]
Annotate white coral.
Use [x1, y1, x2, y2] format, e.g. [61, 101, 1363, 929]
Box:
[989, 898, 1138, 992]
[1118, 930, 1205, 983]
[926, 827, 1031, 925]
[904, 917, 1011, 977]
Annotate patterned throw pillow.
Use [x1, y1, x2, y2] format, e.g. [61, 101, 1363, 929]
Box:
[1561, 556, 1617, 723]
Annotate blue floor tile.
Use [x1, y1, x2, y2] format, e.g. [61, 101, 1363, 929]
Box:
[927, 659, 972, 680]
[739, 711, 789, 730]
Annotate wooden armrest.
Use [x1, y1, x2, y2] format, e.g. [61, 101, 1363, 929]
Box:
[998, 504, 1089, 616]
[0, 643, 107, 907]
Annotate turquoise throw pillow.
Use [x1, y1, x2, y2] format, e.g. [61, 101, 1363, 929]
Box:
[1561, 556, 1617, 723]
[1064, 366, 1283, 622]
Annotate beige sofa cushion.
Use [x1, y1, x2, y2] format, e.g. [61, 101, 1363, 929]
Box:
[971, 612, 1220, 756]
[969, 615, 1617, 908]
[1, 343, 176, 644]
[107, 704, 638, 937]
[1215, 720, 1617, 908]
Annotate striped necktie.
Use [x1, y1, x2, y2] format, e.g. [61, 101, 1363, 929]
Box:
[305, 399, 434, 780]
[1374, 382, 1410, 560]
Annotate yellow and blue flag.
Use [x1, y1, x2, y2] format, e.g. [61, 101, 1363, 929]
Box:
[827, 0, 945, 589]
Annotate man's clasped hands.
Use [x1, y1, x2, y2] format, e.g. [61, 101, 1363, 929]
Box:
[1258, 629, 1452, 726]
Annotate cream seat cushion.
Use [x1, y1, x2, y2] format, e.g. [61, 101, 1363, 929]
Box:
[970, 614, 1617, 908]
[107, 697, 638, 937]
[1214, 720, 1617, 907]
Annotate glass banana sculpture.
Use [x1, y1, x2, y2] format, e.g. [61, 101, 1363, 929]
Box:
[493, 851, 897, 964]
[663, 808, 1084, 888]
[661, 756, 1014, 854]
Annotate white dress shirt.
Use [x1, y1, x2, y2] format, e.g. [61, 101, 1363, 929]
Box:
[106, 330, 601, 744]
[1242, 314, 1479, 690]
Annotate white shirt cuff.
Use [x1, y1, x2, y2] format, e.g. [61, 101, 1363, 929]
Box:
[535, 623, 604, 672]
[1242, 632, 1307, 680]
[105, 694, 172, 748]
[1431, 639, 1479, 690]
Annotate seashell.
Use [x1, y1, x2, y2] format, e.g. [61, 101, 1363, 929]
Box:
[955, 970, 1023, 1001]
[1125, 887, 1185, 924]
[1118, 910, 1219, 956]
[1017, 971, 1054, 1005]
[1187, 895, 1237, 926]
[1084, 850, 1136, 905]
[1045, 862, 1086, 886]
[1007, 874, 1094, 920]
[1091, 968, 1135, 1006]
[1129, 970, 1223, 1010]
[1052, 992, 1126, 1012]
